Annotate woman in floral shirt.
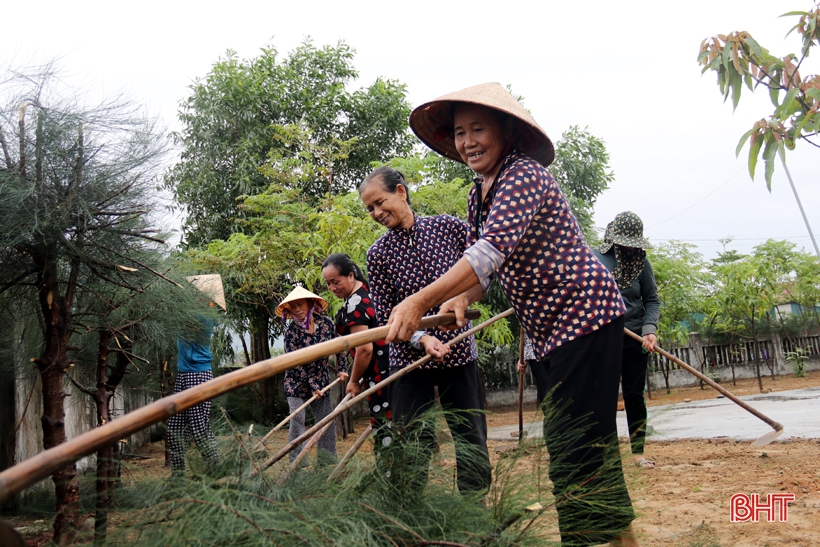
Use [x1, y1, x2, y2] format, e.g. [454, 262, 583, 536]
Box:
[388, 83, 641, 546]
[321, 252, 391, 454]
[359, 166, 492, 494]
[277, 286, 348, 465]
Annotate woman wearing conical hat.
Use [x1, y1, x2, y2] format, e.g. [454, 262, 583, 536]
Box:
[595, 213, 660, 471]
[277, 286, 348, 465]
[386, 83, 641, 546]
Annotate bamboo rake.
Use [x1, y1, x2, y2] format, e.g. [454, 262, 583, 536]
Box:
[276, 395, 352, 486]
[518, 327, 525, 443]
[624, 327, 784, 445]
[256, 308, 515, 474]
[0, 311, 478, 504]
[328, 425, 373, 481]
[253, 377, 342, 453]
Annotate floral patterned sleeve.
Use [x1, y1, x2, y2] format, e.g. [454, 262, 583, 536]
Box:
[366, 242, 393, 328]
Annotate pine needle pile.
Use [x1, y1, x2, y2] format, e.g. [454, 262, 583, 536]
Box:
[102, 407, 565, 547]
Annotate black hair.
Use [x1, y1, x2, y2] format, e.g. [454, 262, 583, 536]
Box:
[322, 253, 367, 284]
[451, 102, 517, 144]
[359, 166, 411, 205]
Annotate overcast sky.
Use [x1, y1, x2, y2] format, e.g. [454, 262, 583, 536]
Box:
[4, 0, 818, 260]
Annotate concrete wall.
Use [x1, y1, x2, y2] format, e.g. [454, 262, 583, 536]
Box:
[8, 368, 159, 501]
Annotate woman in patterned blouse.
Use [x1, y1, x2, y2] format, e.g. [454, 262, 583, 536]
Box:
[359, 165, 492, 495]
[277, 286, 348, 466]
[321, 253, 391, 454]
[387, 83, 642, 546]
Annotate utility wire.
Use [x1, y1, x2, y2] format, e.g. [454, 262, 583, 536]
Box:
[646, 165, 746, 230]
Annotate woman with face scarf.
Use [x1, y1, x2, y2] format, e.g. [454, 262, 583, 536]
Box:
[594, 213, 660, 470]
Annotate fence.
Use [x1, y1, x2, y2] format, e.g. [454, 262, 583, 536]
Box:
[485, 331, 820, 406]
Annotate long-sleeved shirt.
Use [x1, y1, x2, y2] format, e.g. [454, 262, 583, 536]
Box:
[593, 249, 660, 336]
[283, 314, 347, 398]
[367, 214, 478, 369]
[463, 152, 625, 359]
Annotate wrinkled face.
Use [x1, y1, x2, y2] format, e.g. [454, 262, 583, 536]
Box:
[359, 177, 411, 230]
[453, 103, 506, 178]
[286, 298, 311, 321]
[322, 264, 357, 299]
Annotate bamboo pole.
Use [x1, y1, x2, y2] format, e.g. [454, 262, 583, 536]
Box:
[257, 308, 515, 473]
[253, 377, 342, 453]
[624, 327, 784, 445]
[518, 328, 525, 443]
[328, 425, 373, 481]
[0, 311, 478, 504]
[276, 395, 352, 486]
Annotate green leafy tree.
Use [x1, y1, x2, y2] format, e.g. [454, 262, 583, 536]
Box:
[711, 257, 777, 391]
[164, 41, 413, 247]
[698, 5, 820, 257]
[649, 242, 709, 347]
[790, 251, 820, 335]
[549, 126, 615, 238]
[698, 5, 820, 187]
[0, 63, 173, 544]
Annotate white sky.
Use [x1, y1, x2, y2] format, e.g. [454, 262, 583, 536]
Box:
[4, 0, 818, 260]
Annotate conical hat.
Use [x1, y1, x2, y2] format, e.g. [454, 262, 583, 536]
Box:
[186, 274, 227, 311]
[275, 286, 329, 318]
[409, 82, 555, 169]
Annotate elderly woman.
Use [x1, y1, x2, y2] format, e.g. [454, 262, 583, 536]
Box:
[277, 286, 348, 466]
[387, 83, 641, 546]
[359, 165, 492, 495]
[595, 212, 660, 470]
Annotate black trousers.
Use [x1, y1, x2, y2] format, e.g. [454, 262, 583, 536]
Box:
[388, 360, 492, 494]
[541, 316, 635, 546]
[621, 335, 650, 455]
[526, 355, 551, 407]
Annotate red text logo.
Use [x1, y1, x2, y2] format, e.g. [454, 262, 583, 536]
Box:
[730, 493, 795, 522]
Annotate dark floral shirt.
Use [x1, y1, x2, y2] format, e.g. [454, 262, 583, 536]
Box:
[335, 284, 390, 377]
[464, 153, 626, 359]
[367, 214, 478, 370]
[283, 314, 347, 399]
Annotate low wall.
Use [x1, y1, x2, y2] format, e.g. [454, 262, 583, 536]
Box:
[484, 356, 820, 409]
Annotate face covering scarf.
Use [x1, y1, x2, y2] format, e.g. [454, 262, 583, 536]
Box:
[612, 245, 646, 290]
[282, 302, 315, 330]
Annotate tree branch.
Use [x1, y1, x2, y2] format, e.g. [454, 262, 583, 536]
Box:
[66, 373, 96, 398]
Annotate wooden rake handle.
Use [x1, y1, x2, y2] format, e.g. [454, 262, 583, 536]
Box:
[258, 308, 515, 473]
[625, 328, 783, 433]
[0, 310, 481, 504]
[253, 377, 342, 452]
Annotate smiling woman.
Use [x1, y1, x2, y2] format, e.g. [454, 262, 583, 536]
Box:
[321, 253, 391, 456]
[386, 82, 642, 546]
[358, 166, 492, 495]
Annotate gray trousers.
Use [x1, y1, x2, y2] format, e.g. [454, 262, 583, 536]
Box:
[286, 395, 337, 464]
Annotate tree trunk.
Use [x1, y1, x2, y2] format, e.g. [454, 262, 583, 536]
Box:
[764, 314, 776, 381]
[92, 331, 113, 546]
[251, 313, 281, 422]
[159, 360, 174, 467]
[91, 331, 131, 546]
[35, 257, 79, 546]
[753, 334, 764, 393]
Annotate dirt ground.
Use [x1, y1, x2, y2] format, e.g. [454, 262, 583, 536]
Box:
[486, 371, 820, 547]
[7, 371, 820, 546]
